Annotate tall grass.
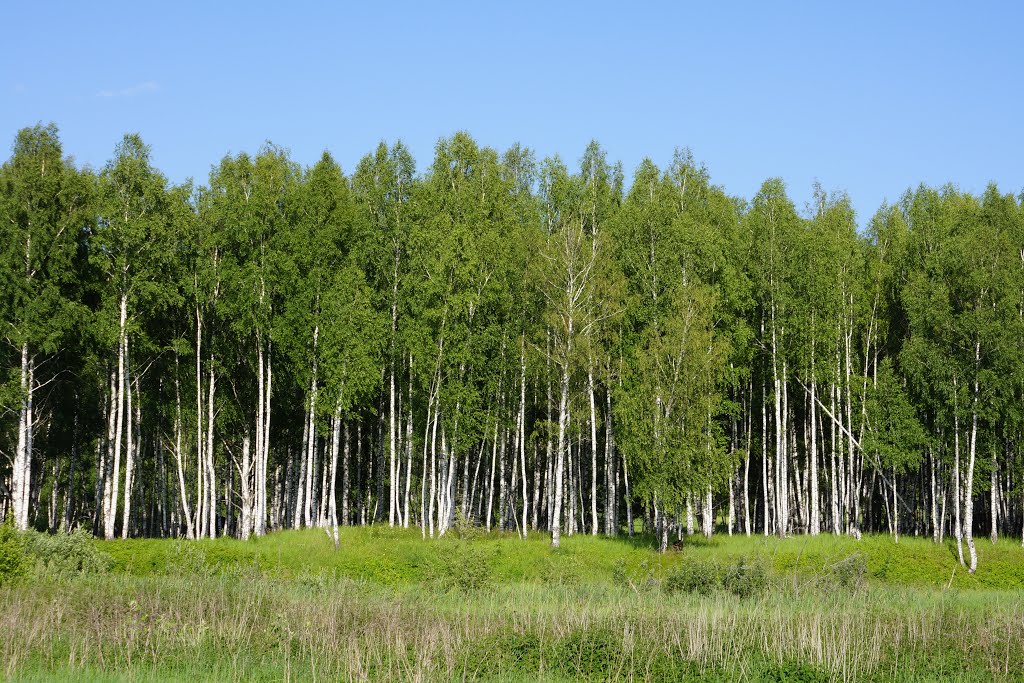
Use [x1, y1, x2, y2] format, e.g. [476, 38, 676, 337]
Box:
[3, 527, 1023, 681]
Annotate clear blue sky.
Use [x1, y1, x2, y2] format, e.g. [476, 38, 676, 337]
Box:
[3, 2, 1021, 222]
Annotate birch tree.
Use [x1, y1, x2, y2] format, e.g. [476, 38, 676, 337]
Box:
[0, 124, 90, 530]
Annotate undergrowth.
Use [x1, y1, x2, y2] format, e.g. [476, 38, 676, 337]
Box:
[2, 525, 1022, 681]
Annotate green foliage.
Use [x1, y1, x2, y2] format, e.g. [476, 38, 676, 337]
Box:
[427, 538, 494, 591]
[819, 553, 867, 591]
[664, 558, 723, 595]
[22, 527, 112, 576]
[0, 518, 28, 585]
[0, 524, 112, 583]
[663, 554, 770, 598]
[722, 555, 770, 598]
[865, 358, 927, 474]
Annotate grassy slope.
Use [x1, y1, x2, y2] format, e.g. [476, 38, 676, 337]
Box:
[100, 525, 1024, 591]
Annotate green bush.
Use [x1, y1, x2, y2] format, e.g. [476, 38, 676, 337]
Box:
[0, 519, 28, 585]
[428, 541, 494, 591]
[22, 527, 112, 576]
[723, 556, 770, 599]
[664, 558, 723, 595]
[452, 510, 485, 541]
[822, 553, 866, 591]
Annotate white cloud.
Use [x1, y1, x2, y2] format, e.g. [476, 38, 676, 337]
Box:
[97, 81, 159, 98]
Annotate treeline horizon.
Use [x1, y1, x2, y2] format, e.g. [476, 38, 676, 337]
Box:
[2, 123, 1022, 572]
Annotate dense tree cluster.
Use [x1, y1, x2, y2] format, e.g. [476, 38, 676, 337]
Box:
[2, 124, 1022, 570]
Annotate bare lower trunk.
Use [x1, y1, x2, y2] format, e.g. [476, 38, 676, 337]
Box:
[604, 382, 616, 536]
[809, 375, 819, 536]
[121, 346, 135, 539]
[953, 400, 965, 567]
[762, 381, 770, 536]
[12, 343, 32, 530]
[930, 448, 939, 543]
[195, 308, 204, 538]
[105, 296, 128, 540]
[552, 364, 570, 548]
[388, 361, 396, 527]
[830, 381, 840, 534]
[588, 363, 598, 536]
[304, 338, 318, 527]
[965, 352, 980, 573]
[990, 449, 998, 544]
[343, 421, 351, 527]
[703, 485, 713, 539]
[404, 361, 414, 528]
[240, 432, 253, 540]
[328, 411, 340, 548]
[892, 469, 898, 544]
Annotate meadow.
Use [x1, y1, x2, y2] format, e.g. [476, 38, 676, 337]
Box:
[2, 524, 1023, 681]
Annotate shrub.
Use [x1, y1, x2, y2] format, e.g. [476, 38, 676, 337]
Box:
[0, 519, 28, 585]
[452, 509, 485, 541]
[428, 542, 494, 591]
[823, 553, 866, 591]
[723, 556, 770, 599]
[23, 527, 112, 577]
[664, 558, 723, 596]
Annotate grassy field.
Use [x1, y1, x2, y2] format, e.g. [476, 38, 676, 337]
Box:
[2, 525, 1023, 681]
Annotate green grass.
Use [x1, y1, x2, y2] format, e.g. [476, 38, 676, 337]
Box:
[3, 527, 1023, 681]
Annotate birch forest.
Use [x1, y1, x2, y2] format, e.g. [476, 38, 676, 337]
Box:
[4, 123, 1024, 573]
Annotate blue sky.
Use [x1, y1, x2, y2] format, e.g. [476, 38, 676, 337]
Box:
[3, 2, 1021, 222]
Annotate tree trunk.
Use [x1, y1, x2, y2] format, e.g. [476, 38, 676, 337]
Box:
[240, 431, 253, 540]
[552, 362, 570, 548]
[12, 343, 32, 530]
[404, 359, 414, 528]
[121, 347, 134, 539]
[965, 348, 980, 574]
[105, 295, 127, 540]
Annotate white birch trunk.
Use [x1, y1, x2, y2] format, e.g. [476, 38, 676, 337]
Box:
[588, 362, 598, 536]
[965, 343, 980, 573]
[519, 344, 529, 538]
[240, 431, 253, 540]
[404, 360, 414, 528]
[12, 343, 31, 530]
[121, 345, 134, 539]
[552, 362, 570, 548]
[105, 295, 127, 540]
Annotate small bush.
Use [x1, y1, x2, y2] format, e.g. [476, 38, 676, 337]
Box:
[0, 519, 28, 585]
[452, 510, 485, 541]
[823, 553, 866, 591]
[723, 556, 770, 599]
[664, 558, 723, 596]
[428, 542, 494, 591]
[23, 527, 112, 576]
